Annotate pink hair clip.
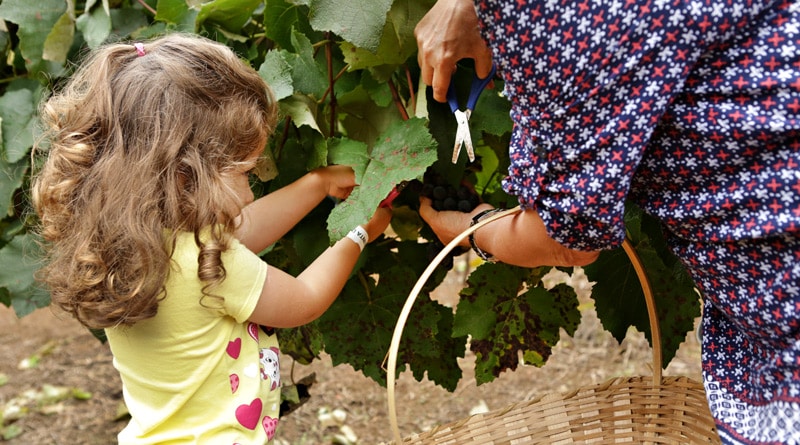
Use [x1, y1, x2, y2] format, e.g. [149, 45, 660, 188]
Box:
[134, 43, 145, 57]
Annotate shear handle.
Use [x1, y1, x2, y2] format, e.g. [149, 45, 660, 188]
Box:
[446, 64, 497, 114]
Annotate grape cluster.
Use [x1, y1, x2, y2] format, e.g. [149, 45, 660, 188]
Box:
[417, 172, 482, 270]
[422, 182, 481, 213]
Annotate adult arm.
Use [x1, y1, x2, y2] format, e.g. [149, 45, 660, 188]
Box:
[419, 198, 599, 268]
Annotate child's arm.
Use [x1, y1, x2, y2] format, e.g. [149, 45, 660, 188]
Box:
[246, 206, 392, 328]
[234, 165, 356, 253]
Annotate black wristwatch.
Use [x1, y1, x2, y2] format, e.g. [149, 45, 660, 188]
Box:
[468, 208, 504, 262]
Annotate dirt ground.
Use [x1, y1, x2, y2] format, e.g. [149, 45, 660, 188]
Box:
[0, 266, 702, 444]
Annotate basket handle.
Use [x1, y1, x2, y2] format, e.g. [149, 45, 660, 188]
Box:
[385, 206, 661, 444]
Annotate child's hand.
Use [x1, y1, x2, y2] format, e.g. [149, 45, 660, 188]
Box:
[315, 165, 357, 200]
[362, 206, 393, 243]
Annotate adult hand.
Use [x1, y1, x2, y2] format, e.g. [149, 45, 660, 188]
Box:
[415, 0, 494, 102]
[419, 196, 492, 247]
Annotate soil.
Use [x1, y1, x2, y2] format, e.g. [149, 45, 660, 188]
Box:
[0, 266, 702, 445]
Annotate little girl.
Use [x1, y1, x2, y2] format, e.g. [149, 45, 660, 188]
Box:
[31, 33, 391, 444]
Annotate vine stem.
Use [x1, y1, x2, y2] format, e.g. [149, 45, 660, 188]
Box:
[325, 32, 337, 137]
[387, 78, 409, 121]
[136, 0, 156, 15]
[319, 66, 348, 104]
[274, 116, 292, 161]
[405, 65, 416, 116]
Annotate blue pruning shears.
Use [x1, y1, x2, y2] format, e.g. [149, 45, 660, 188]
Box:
[447, 64, 496, 164]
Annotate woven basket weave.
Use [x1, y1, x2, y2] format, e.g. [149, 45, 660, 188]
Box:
[384, 207, 720, 444]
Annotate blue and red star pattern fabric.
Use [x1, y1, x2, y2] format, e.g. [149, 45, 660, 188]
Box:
[474, 0, 800, 443]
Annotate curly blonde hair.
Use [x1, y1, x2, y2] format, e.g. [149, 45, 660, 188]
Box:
[31, 33, 278, 329]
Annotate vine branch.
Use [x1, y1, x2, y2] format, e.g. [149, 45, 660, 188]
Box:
[387, 78, 409, 121]
[325, 32, 337, 137]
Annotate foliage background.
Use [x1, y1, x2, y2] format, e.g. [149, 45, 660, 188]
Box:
[0, 0, 699, 392]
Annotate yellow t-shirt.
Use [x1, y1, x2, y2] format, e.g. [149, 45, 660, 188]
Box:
[106, 233, 281, 444]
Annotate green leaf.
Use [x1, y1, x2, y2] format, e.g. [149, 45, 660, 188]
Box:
[585, 204, 700, 367]
[469, 81, 512, 137]
[0, 87, 39, 163]
[455, 263, 580, 384]
[339, 0, 432, 77]
[260, 50, 294, 101]
[326, 117, 437, 242]
[277, 323, 324, 365]
[196, 0, 262, 33]
[279, 94, 322, 133]
[584, 247, 647, 343]
[337, 85, 404, 146]
[155, 0, 199, 31]
[42, 13, 75, 63]
[327, 137, 370, 180]
[109, 8, 150, 40]
[319, 262, 464, 389]
[0, 234, 51, 318]
[0, 157, 30, 217]
[0, 0, 66, 76]
[263, 0, 314, 50]
[76, 4, 111, 49]
[308, 0, 393, 53]
[288, 29, 327, 98]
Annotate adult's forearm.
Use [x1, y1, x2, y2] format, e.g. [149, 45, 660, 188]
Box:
[472, 208, 600, 268]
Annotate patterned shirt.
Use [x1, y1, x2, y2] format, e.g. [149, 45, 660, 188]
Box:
[474, 0, 800, 443]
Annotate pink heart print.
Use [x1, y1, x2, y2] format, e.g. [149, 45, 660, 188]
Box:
[247, 322, 259, 343]
[229, 374, 239, 393]
[235, 398, 263, 430]
[263, 415, 278, 441]
[226, 338, 241, 359]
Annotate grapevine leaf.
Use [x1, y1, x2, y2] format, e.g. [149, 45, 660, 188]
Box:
[0, 234, 50, 318]
[263, 0, 314, 50]
[109, 8, 150, 40]
[327, 137, 370, 181]
[0, 0, 66, 76]
[584, 205, 700, 367]
[469, 82, 512, 137]
[326, 117, 436, 242]
[259, 50, 294, 101]
[0, 87, 39, 163]
[387, 206, 423, 241]
[583, 247, 648, 342]
[319, 262, 463, 389]
[277, 323, 324, 365]
[403, 293, 466, 392]
[288, 29, 327, 98]
[337, 85, 404, 146]
[76, 5, 112, 49]
[339, 0, 432, 77]
[196, 0, 262, 33]
[279, 93, 322, 133]
[155, 0, 198, 31]
[361, 73, 392, 108]
[317, 267, 401, 384]
[0, 158, 29, 217]
[455, 263, 579, 384]
[308, 0, 393, 53]
[42, 13, 74, 63]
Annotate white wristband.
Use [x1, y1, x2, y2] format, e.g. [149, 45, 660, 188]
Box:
[346, 225, 368, 252]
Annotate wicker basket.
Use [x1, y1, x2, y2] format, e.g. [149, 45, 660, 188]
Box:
[384, 207, 720, 444]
